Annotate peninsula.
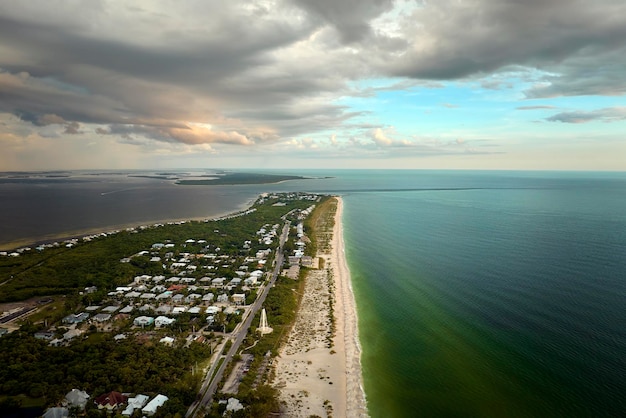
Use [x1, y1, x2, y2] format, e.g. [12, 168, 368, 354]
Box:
[0, 192, 367, 418]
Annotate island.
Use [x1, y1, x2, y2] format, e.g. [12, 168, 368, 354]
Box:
[175, 172, 307, 186]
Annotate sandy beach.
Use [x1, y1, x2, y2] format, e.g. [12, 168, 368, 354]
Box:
[273, 197, 368, 417]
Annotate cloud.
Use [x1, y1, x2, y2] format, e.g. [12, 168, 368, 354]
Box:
[290, 0, 395, 43]
[63, 121, 81, 134]
[546, 107, 626, 124]
[386, 0, 626, 96]
[0, 0, 625, 170]
[517, 105, 557, 111]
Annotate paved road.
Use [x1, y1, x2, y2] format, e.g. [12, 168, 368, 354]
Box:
[187, 220, 290, 417]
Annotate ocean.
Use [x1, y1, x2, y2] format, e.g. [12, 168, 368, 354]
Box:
[2, 170, 625, 416]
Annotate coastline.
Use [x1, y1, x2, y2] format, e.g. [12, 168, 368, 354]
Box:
[273, 196, 368, 417]
[0, 201, 255, 252]
[334, 197, 368, 417]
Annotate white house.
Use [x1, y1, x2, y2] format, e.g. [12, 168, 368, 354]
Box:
[133, 316, 154, 327]
[155, 316, 176, 327]
[122, 394, 149, 416]
[142, 394, 168, 416]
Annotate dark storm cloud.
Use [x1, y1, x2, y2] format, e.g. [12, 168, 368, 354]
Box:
[290, 0, 394, 43]
[390, 0, 626, 96]
[0, 0, 624, 154]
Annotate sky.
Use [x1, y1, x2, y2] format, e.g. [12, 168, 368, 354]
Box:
[1, 0, 625, 171]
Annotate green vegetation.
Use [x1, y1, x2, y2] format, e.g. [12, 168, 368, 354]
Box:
[0, 329, 208, 414]
[0, 192, 333, 416]
[0, 194, 316, 303]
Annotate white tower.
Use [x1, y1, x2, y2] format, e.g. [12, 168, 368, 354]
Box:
[258, 308, 273, 335]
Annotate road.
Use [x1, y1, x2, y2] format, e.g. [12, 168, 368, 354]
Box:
[187, 220, 290, 417]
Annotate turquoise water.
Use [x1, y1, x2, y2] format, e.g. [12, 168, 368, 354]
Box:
[339, 172, 626, 417]
[2, 170, 625, 416]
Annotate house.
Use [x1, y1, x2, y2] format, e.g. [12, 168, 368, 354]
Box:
[84, 286, 97, 294]
[119, 306, 134, 314]
[93, 313, 111, 322]
[172, 306, 187, 315]
[122, 394, 149, 416]
[133, 316, 154, 327]
[226, 398, 244, 413]
[185, 293, 201, 303]
[65, 389, 89, 410]
[63, 312, 90, 324]
[244, 277, 257, 286]
[124, 291, 141, 298]
[95, 391, 128, 410]
[188, 306, 202, 314]
[151, 285, 167, 293]
[142, 394, 168, 416]
[156, 305, 172, 315]
[206, 306, 220, 315]
[216, 294, 229, 303]
[202, 293, 215, 304]
[155, 316, 176, 327]
[34, 331, 55, 340]
[43, 407, 69, 418]
[232, 294, 246, 305]
[63, 329, 83, 341]
[212, 277, 226, 286]
[157, 291, 173, 300]
[159, 336, 175, 346]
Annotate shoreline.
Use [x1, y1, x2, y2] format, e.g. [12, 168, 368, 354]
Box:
[334, 197, 368, 417]
[273, 196, 368, 417]
[0, 201, 256, 252]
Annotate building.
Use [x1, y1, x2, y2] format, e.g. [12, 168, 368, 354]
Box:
[62, 312, 89, 324]
[155, 316, 176, 327]
[142, 394, 168, 416]
[65, 389, 89, 410]
[122, 394, 149, 416]
[133, 316, 154, 327]
[232, 293, 246, 305]
[95, 391, 127, 410]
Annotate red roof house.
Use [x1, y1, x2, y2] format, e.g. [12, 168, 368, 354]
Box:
[95, 391, 128, 410]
